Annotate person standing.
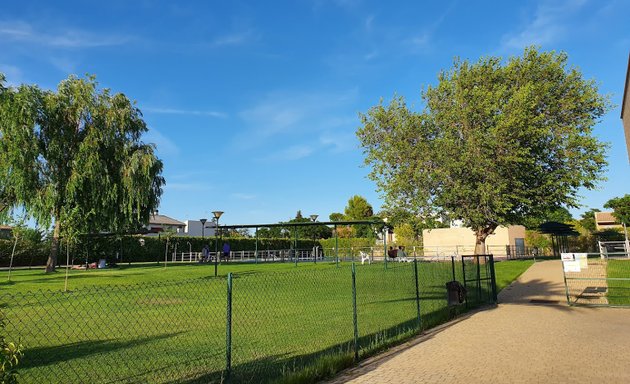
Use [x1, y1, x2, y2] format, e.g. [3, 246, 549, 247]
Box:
[222, 242, 231, 261]
[201, 245, 210, 262]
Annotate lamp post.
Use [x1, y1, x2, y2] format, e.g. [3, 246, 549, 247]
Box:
[212, 211, 224, 277]
[200, 218, 207, 239]
[310, 214, 318, 263]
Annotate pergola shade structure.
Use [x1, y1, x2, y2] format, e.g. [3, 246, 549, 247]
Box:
[538, 221, 580, 257]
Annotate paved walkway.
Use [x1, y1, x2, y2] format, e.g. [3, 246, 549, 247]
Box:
[327, 260, 630, 383]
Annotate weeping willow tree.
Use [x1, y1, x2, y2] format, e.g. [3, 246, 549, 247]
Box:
[0, 73, 165, 272]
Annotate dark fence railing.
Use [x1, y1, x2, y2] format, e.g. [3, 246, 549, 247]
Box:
[2, 256, 496, 383]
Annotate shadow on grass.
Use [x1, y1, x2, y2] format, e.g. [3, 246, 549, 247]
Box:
[178, 301, 491, 384]
[19, 331, 187, 370]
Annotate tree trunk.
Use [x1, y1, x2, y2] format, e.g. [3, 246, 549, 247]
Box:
[45, 220, 61, 273]
[474, 225, 498, 255]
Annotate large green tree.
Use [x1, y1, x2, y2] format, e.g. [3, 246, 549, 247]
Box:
[343, 195, 374, 237]
[604, 194, 630, 225]
[521, 206, 573, 230]
[357, 47, 609, 254]
[0, 74, 165, 272]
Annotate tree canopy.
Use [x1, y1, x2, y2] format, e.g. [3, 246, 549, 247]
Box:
[343, 195, 375, 238]
[579, 208, 601, 233]
[604, 194, 630, 225]
[0, 74, 165, 271]
[357, 47, 609, 253]
[521, 206, 573, 230]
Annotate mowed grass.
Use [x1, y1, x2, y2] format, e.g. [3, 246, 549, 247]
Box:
[493, 259, 535, 293]
[607, 259, 630, 306]
[0, 259, 525, 384]
[0, 261, 317, 293]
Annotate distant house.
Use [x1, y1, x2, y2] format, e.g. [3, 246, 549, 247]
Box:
[0, 224, 12, 239]
[146, 212, 186, 234]
[594, 211, 622, 232]
[622, 53, 630, 163]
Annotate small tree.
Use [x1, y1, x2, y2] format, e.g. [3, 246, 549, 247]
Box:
[604, 195, 630, 225]
[358, 47, 609, 254]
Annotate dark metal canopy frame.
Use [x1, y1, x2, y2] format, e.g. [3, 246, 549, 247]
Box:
[219, 220, 387, 269]
[538, 221, 580, 258]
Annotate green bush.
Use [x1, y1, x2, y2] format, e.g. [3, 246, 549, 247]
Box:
[0, 239, 49, 268]
[0, 234, 380, 267]
[0, 318, 22, 384]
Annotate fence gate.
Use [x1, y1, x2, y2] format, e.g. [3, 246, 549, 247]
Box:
[562, 252, 630, 306]
[461, 255, 497, 307]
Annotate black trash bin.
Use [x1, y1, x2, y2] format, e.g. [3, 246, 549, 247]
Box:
[446, 280, 467, 306]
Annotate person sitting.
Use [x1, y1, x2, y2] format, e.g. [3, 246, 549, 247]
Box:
[397, 246, 408, 261]
[387, 246, 398, 259]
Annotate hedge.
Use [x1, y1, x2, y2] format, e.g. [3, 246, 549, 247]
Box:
[1, 235, 381, 267]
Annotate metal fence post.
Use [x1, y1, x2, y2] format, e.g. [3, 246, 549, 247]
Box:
[383, 228, 388, 270]
[450, 256, 456, 281]
[461, 258, 468, 308]
[476, 256, 482, 305]
[294, 230, 298, 267]
[488, 254, 498, 304]
[225, 273, 233, 381]
[413, 259, 422, 331]
[255, 228, 258, 265]
[351, 263, 359, 362]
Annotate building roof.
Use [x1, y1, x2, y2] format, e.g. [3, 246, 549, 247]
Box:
[595, 211, 619, 224]
[0, 225, 12, 230]
[149, 214, 185, 226]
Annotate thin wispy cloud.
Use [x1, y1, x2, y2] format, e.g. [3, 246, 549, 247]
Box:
[0, 64, 24, 85]
[231, 193, 257, 200]
[501, 0, 587, 50]
[212, 30, 257, 47]
[262, 145, 315, 161]
[0, 20, 132, 48]
[320, 131, 357, 153]
[142, 106, 227, 118]
[48, 56, 78, 74]
[163, 183, 214, 192]
[143, 128, 180, 156]
[239, 89, 358, 138]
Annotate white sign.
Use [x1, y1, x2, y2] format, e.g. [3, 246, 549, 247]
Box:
[574, 253, 588, 269]
[563, 260, 581, 273]
[561, 253, 575, 261]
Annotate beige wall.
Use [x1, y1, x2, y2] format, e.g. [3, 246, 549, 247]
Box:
[421, 225, 526, 256]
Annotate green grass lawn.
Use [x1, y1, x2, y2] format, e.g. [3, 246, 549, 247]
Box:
[0, 259, 521, 384]
[493, 259, 534, 293]
[606, 259, 630, 306]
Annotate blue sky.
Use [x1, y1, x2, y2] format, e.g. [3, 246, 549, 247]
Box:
[1, 0, 629, 226]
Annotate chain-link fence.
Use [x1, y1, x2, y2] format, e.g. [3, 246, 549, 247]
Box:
[562, 252, 630, 306]
[2, 257, 496, 383]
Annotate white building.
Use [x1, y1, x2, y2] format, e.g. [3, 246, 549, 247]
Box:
[185, 220, 217, 237]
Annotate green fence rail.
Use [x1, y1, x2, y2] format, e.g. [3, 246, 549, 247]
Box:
[562, 252, 630, 307]
[1, 257, 496, 383]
